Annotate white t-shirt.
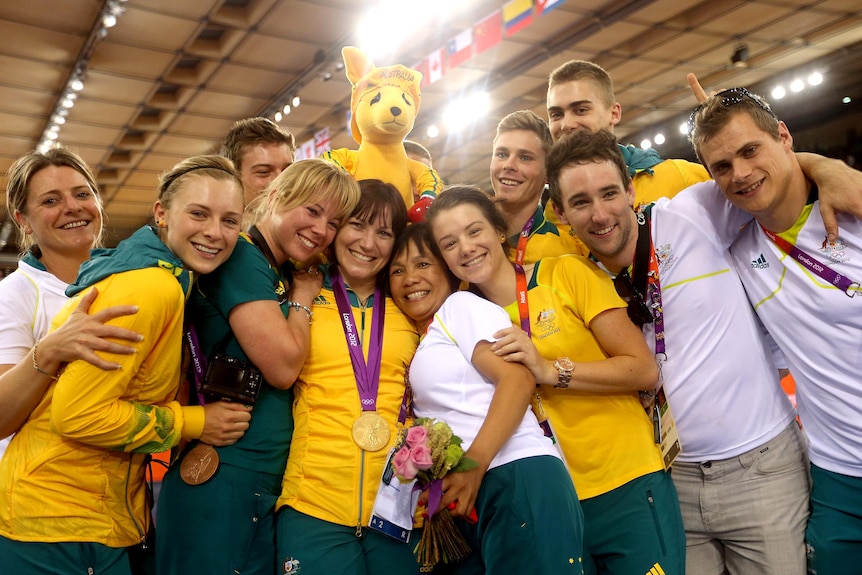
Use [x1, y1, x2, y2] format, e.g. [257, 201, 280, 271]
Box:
[408, 291, 558, 470]
[643, 182, 796, 462]
[729, 199, 862, 476]
[0, 258, 69, 459]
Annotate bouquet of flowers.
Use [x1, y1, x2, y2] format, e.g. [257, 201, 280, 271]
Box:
[392, 417, 477, 568]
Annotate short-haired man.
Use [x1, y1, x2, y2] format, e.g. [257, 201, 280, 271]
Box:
[490, 110, 585, 263]
[546, 128, 811, 575]
[690, 88, 862, 575]
[547, 61, 710, 205]
[220, 117, 296, 206]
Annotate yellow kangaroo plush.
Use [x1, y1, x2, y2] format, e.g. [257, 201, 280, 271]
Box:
[322, 46, 443, 215]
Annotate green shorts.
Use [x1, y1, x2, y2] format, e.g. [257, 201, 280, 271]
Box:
[275, 506, 422, 575]
[580, 470, 685, 575]
[454, 455, 584, 575]
[806, 464, 862, 575]
[0, 536, 131, 575]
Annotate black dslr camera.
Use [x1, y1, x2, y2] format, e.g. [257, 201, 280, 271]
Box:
[200, 353, 262, 405]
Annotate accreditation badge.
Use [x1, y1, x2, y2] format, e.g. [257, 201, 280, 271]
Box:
[369, 447, 419, 543]
[647, 384, 681, 469]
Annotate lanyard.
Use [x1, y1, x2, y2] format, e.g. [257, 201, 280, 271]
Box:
[184, 324, 208, 406]
[644, 218, 666, 358]
[514, 216, 534, 336]
[331, 267, 386, 412]
[761, 225, 860, 298]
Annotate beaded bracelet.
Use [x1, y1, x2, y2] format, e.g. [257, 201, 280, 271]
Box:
[285, 301, 314, 324]
[32, 339, 60, 380]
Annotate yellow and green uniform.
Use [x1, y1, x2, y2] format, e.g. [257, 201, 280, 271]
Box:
[509, 205, 587, 263]
[0, 226, 199, 550]
[504, 255, 663, 498]
[278, 268, 419, 525]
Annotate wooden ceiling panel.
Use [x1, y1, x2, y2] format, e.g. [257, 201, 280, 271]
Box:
[136, 153, 189, 173]
[182, 90, 267, 117]
[570, 21, 651, 53]
[70, 99, 139, 127]
[207, 63, 291, 98]
[169, 114, 236, 140]
[59, 123, 123, 147]
[230, 34, 319, 71]
[0, 0, 97, 32]
[88, 42, 175, 80]
[122, 171, 162, 190]
[0, 86, 55, 117]
[258, 1, 353, 45]
[150, 134, 218, 156]
[132, 0, 220, 19]
[0, 54, 66, 91]
[0, 19, 82, 63]
[82, 71, 159, 106]
[107, 7, 200, 51]
[697, 4, 795, 35]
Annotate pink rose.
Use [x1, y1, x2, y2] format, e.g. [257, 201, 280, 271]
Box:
[409, 444, 433, 471]
[393, 446, 418, 480]
[405, 425, 428, 448]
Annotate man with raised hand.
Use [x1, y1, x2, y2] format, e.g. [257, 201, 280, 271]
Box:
[690, 86, 862, 575]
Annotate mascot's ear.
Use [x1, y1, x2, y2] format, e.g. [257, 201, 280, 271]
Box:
[343, 46, 373, 85]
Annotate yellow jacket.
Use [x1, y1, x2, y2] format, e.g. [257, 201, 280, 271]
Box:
[0, 266, 204, 547]
[278, 280, 419, 528]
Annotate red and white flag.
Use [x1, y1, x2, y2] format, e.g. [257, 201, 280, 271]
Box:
[426, 48, 445, 85]
[474, 10, 503, 55]
[297, 138, 316, 161]
[536, 0, 564, 16]
[447, 29, 473, 69]
[314, 127, 331, 155]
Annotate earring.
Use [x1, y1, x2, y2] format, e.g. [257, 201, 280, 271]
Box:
[500, 235, 506, 243]
[568, 227, 575, 237]
[25, 227, 33, 234]
[157, 220, 166, 228]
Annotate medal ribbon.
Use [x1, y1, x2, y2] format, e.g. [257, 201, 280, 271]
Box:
[760, 225, 860, 298]
[331, 267, 386, 412]
[514, 216, 534, 336]
[644, 214, 666, 358]
[185, 324, 208, 406]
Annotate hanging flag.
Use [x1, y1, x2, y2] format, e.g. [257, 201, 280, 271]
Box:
[536, 0, 564, 17]
[502, 0, 534, 37]
[447, 29, 473, 69]
[426, 48, 445, 85]
[410, 59, 428, 87]
[297, 138, 316, 161]
[474, 10, 503, 55]
[314, 127, 331, 155]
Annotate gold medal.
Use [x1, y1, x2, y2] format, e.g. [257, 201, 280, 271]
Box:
[180, 443, 219, 485]
[352, 411, 391, 452]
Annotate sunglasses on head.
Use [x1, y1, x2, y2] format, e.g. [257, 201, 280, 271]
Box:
[687, 87, 776, 136]
[613, 268, 654, 328]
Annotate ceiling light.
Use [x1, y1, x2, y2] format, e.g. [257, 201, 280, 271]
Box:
[843, 96, 852, 104]
[103, 14, 117, 28]
[771, 86, 786, 100]
[61, 97, 75, 109]
[292, 96, 301, 108]
[790, 79, 805, 93]
[320, 71, 333, 82]
[640, 139, 652, 150]
[444, 92, 489, 132]
[53, 115, 66, 125]
[654, 133, 665, 145]
[679, 122, 690, 135]
[274, 111, 283, 122]
[283, 104, 291, 115]
[426, 125, 439, 138]
[70, 78, 84, 92]
[47, 131, 59, 140]
[808, 72, 823, 86]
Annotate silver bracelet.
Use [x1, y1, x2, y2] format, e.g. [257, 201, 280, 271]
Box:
[286, 301, 313, 324]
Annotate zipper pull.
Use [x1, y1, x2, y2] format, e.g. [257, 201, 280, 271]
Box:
[355, 524, 363, 538]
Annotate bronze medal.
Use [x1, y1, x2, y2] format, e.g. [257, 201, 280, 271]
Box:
[352, 411, 390, 452]
[180, 443, 219, 485]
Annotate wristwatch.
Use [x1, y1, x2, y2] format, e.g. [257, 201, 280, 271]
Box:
[553, 357, 575, 389]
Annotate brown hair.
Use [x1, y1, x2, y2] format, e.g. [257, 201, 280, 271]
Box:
[689, 89, 780, 167]
[219, 117, 296, 172]
[426, 184, 509, 239]
[494, 110, 553, 156]
[5, 147, 103, 255]
[390, 221, 460, 292]
[546, 130, 630, 209]
[548, 60, 615, 109]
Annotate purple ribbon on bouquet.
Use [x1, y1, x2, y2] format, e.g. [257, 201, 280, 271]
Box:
[414, 478, 444, 518]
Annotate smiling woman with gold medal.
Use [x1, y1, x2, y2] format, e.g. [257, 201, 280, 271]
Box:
[275, 180, 423, 575]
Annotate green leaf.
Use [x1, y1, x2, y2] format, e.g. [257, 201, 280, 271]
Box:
[449, 456, 478, 473]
